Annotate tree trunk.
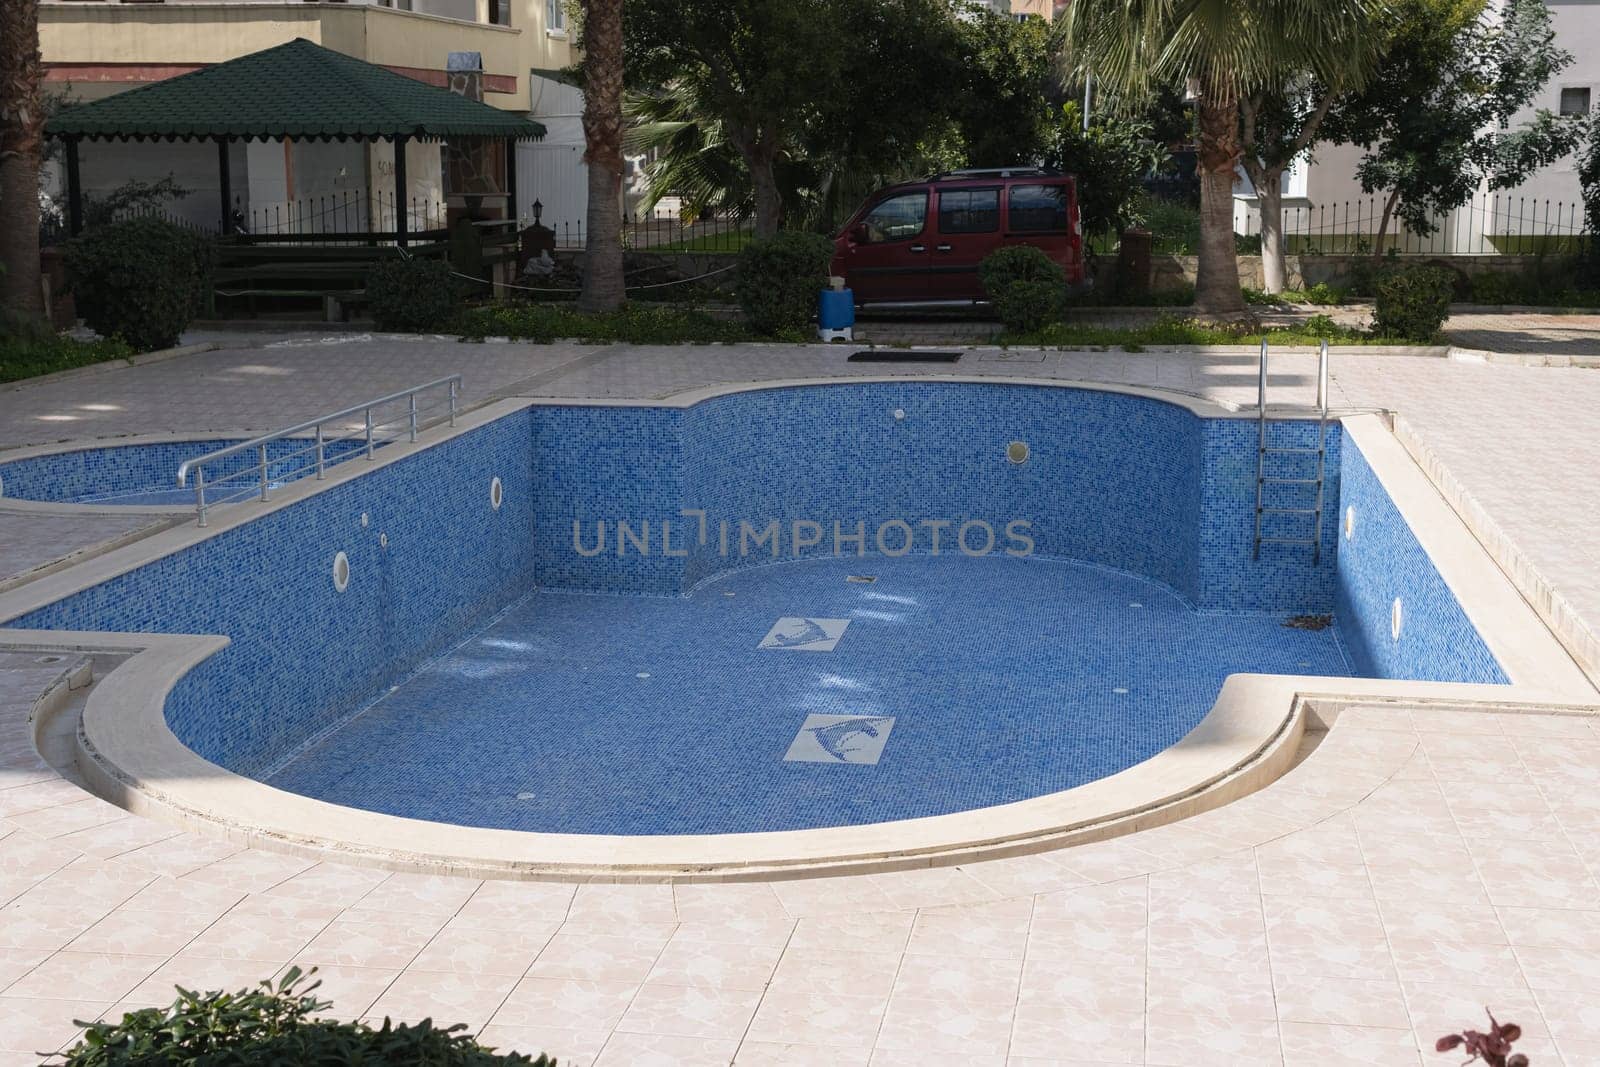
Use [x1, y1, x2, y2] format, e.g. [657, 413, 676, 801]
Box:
[1372, 188, 1401, 258]
[577, 0, 625, 314]
[0, 0, 46, 330]
[1256, 169, 1287, 294]
[1193, 94, 1247, 320]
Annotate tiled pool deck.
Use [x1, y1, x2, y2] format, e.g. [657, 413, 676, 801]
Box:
[1, 333, 1599, 1063]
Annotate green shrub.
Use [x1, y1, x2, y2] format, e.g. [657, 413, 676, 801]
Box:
[1372, 265, 1455, 341]
[979, 246, 1067, 331]
[1305, 282, 1348, 306]
[53, 967, 550, 1067]
[735, 231, 834, 335]
[0, 332, 133, 385]
[368, 256, 464, 333]
[1468, 271, 1524, 305]
[64, 218, 212, 353]
[457, 302, 758, 344]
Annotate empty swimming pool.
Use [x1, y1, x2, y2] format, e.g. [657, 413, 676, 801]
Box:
[2, 379, 1518, 872]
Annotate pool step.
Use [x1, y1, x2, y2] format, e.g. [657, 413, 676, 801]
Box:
[1253, 340, 1331, 564]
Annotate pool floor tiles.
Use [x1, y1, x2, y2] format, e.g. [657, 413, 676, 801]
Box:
[265, 554, 1352, 835]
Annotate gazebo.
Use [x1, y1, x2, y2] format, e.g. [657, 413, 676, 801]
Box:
[45, 37, 547, 249]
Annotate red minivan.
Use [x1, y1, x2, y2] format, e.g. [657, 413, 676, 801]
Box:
[830, 168, 1088, 306]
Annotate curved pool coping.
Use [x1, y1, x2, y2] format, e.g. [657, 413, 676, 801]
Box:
[0, 381, 1594, 880]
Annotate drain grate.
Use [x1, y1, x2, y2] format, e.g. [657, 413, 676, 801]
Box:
[846, 350, 962, 363]
[846, 575, 878, 584]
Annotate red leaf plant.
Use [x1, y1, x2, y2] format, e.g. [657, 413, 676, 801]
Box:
[1436, 1008, 1528, 1066]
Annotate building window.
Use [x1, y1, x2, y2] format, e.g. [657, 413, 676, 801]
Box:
[546, 0, 567, 33]
[1560, 87, 1591, 116]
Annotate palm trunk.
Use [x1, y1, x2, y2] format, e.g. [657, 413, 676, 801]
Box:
[577, 0, 625, 314]
[0, 0, 46, 329]
[1256, 169, 1286, 294]
[1193, 94, 1247, 320]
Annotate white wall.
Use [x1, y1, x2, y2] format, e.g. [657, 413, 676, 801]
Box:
[517, 72, 587, 233]
[1491, 0, 1596, 219]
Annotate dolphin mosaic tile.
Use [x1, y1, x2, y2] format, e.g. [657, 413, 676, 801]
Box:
[759, 618, 850, 652]
[784, 715, 896, 765]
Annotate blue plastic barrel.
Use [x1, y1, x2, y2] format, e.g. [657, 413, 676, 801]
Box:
[818, 288, 856, 330]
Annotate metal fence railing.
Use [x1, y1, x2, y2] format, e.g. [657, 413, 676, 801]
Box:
[541, 211, 755, 253]
[1238, 193, 1590, 256]
[1089, 192, 1592, 258]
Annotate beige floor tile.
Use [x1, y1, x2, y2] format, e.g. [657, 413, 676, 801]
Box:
[478, 1024, 607, 1067]
[297, 919, 438, 971]
[744, 991, 887, 1050]
[595, 1030, 739, 1065]
[178, 910, 328, 963]
[527, 932, 668, 983]
[368, 969, 517, 1031]
[493, 977, 641, 1031]
[5, 951, 163, 1002]
[409, 921, 556, 977]
[786, 911, 911, 955]
[615, 982, 762, 1040]
[890, 953, 1019, 1003]
[875, 994, 1013, 1054]
[733, 1041, 871, 1065]
[67, 907, 215, 956]
[279, 962, 399, 1018]
[768, 947, 902, 999]
[905, 898, 1031, 960]
[645, 936, 784, 991]
[1277, 1022, 1419, 1066]
[1271, 974, 1409, 1029]
[0, 996, 106, 1054]
[1146, 1011, 1281, 1066]
[1010, 1003, 1143, 1064]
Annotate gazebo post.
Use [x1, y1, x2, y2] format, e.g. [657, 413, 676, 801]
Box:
[505, 136, 518, 226]
[393, 135, 409, 248]
[65, 137, 83, 237]
[216, 137, 231, 235]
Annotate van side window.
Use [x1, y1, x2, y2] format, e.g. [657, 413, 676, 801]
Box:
[1009, 184, 1069, 232]
[937, 188, 1000, 234]
[859, 192, 928, 243]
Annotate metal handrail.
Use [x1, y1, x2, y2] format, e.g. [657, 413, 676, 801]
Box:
[1253, 339, 1331, 562]
[176, 375, 461, 527]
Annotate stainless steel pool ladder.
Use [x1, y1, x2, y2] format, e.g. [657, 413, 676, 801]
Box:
[1253, 339, 1330, 563]
[175, 375, 461, 528]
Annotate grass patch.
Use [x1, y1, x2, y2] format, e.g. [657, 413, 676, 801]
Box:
[0, 332, 134, 384]
[457, 302, 791, 344]
[1002, 314, 1423, 348]
[641, 233, 754, 254]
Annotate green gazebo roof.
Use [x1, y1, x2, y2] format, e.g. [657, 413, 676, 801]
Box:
[46, 38, 547, 143]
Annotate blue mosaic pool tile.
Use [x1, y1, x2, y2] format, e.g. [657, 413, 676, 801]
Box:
[0, 437, 381, 506]
[1333, 435, 1507, 684]
[5, 412, 538, 775]
[266, 554, 1354, 834]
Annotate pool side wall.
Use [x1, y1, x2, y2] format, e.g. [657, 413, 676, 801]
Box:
[532, 382, 1340, 614]
[4, 411, 538, 775]
[1333, 432, 1508, 684]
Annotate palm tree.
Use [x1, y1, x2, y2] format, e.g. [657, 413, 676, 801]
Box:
[578, 0, 625, 314]
[0, 0, 46, 329]
[1062, 0, 1385, 318]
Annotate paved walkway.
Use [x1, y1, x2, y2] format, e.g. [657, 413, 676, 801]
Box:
[1, 334, 1600, 1063]
[0, 653, 1595, 1065]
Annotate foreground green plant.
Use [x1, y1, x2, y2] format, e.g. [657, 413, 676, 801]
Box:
[52, 967, 551, 1067]
[458, 302, 766, 344]
[0, 331, 133, 384]
[369, 256, 465, 333]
